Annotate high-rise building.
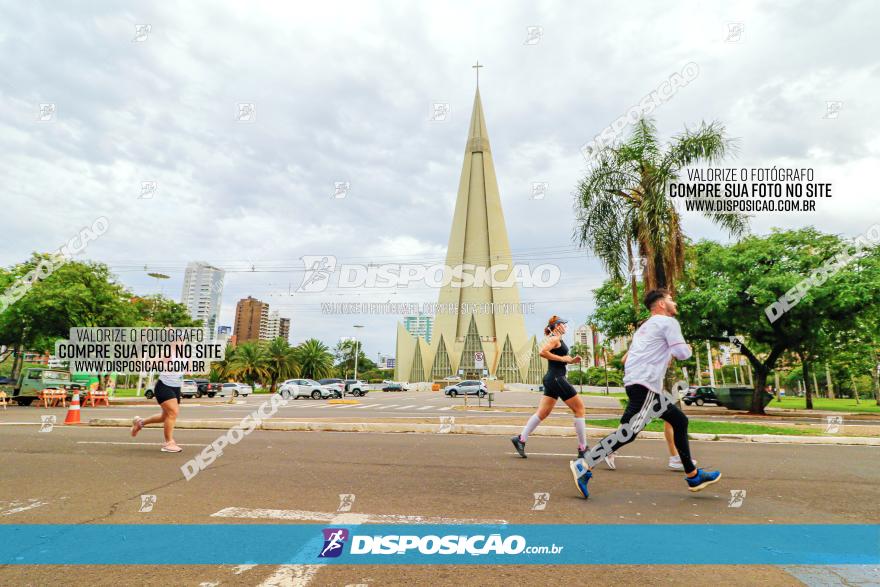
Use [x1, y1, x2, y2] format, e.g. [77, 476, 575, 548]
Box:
[403, 314, 433, 344]
[263, 311, 291, 342]
[395, 79, 537, 383]
[234, 296, 268, 343]
[574, 324, 596, 365]
[181, 262, 225, 339]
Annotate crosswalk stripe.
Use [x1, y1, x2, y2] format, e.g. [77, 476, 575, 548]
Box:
[374, 404, 397, 410]
[355, 404, 378, 409]
[438, 406, 453, 411]
[395, 405, 417, 410]
[417, 406, 433, 410]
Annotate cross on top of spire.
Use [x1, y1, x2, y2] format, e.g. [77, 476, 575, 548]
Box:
[472, 60, 483, 87]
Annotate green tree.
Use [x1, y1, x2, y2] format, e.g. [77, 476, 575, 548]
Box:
[574, 117, 747, 317]
[264, 337, 300, 393]
[0, 255, 135, 378]
[295, 338, 334, 380]
[226, 342, 269, 388]
[674, 229, 880, 413]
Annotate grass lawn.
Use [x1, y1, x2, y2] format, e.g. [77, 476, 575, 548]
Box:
[770, 396, 880, 414]
[579, 391, 626, 398]
[585, 418, 821, 436]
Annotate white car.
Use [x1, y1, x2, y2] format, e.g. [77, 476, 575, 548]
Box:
[145, 379, 198, 399]
[278, 378, 333, 400]
[218, 382, 252, 397]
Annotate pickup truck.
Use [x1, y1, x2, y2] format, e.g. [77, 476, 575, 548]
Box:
[0, 368, 84, 406]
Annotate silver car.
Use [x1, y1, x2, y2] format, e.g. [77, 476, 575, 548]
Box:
[278, 378, 333, 400]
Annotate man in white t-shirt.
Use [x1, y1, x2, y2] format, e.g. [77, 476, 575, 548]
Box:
[571, 289, 722, 498]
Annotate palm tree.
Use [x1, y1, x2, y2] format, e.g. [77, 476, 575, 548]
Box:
[575, 117, 749, 312]
[295, 338, 334, 380]
[265, 337, 300, 394]
[210, 344, 237, 382]
[227, 342, 270, 389]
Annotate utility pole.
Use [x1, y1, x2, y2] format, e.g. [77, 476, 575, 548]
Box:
[353, 325, 364, 380]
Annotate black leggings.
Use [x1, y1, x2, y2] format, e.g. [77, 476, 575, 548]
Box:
[585, 384, 696, 473]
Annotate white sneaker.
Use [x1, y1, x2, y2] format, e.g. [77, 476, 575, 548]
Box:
[668, 456, 696, 471]
[604, 454, 616, 470]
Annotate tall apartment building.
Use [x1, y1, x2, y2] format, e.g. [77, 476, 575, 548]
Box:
[181, 262, 225, 339]
[263, 311, 291, 342]
[403, 313, 433, 344]
[234, 296, 269, 343]
[574, 324, 597, 366]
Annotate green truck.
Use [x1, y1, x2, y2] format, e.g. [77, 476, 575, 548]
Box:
[0, 367, 86, 406]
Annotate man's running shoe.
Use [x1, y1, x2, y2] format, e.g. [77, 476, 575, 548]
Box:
[686, 468, 721, 492]
[668, 456, 697, 471]
[511, 436, 527, 458]
[569, 459, 592, 499]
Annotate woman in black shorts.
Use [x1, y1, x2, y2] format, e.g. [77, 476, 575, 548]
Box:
[131, 370, 184, 453]
[511, 316, 613, 468]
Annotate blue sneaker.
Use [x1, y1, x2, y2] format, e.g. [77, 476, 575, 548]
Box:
[569, 459, 592, 498]
[687, 468, 722, 492]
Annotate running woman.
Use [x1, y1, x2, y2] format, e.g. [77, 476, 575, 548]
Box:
[571, 289, 721, 497]
[511, 316, 613, 467]
[131, 368, 184, 453]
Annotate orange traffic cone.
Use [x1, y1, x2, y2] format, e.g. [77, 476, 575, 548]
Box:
[64, 393, 82, 425]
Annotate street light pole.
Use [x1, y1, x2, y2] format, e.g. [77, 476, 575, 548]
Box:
[353, 325, 364, 380]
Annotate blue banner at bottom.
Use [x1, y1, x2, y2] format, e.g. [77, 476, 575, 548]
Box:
[1, 524, 877, 565]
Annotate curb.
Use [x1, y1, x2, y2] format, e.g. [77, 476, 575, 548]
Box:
[86, 418, 880, 446]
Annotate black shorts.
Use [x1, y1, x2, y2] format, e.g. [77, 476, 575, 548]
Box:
[542, 373, 577, 401]
[154, 380, 181, 405]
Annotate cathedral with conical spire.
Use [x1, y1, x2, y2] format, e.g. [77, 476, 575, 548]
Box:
[395, 69, 543, 384]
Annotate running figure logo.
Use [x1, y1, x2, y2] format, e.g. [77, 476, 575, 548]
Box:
[825, 415, 843, 434]
[297, 255, 337, 293]
[728, 490, 746, 508]
[39, 415, 56, 433]
[318, 528, 349, 558]
[337, 494, 355, 512]
[139, 495, 157, 513]
[531, 492, 550, 511]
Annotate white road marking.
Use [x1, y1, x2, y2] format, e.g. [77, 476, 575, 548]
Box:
[232, 563, 258, 574]
[417, 406, 433, 411]
[395, 405, 418, 410]
[77, 441, 206, 447]
[1, 499, 48, 516]
[508, 452, 657, 459]
[331, 404, 356, 409]
[438, 406, 454, 411]
[212, 507, 507, 525]
[355, 404, 378, 409]
[374, 405, 397, 410]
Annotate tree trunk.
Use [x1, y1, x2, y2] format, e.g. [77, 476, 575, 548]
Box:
[10, 344, 23, 380]
[627, 241, 639, 315]
[825, 363, 835, 399]
[872, 364, 880, 406]
[851, 374, 860, 404]
[812, 371, 820, 399]
[774, 371, 781, 401]
[753, 368, 769, 413]
[802, 357, 813, 410]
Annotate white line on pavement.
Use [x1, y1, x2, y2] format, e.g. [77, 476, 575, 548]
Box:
[211, 507, 507, 525]
[395, 405, 418, 410]
[374, 405, 397, 410]
[77, 441, 207, 447]
[417, 406, 433, 411]
[1, 500, 48, 516]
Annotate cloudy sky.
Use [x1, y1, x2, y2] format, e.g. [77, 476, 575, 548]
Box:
[2, 0, 878, 358]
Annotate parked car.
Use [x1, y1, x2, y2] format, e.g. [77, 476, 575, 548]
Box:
[278, 378, 333, 400]
[344, 379, 369, 396]
[217, 382, 252, 398]
[682, 386, 721, 406]
[444, 380, 488, 398]
[4, 368, 82, 406]
[318, 378, 345, 398]
[192, 378, 222, 398]
[145, 379, 200, 399]
[382, 382, 407, 392]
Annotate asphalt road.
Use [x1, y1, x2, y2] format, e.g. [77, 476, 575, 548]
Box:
[1, 423, 878, 586]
